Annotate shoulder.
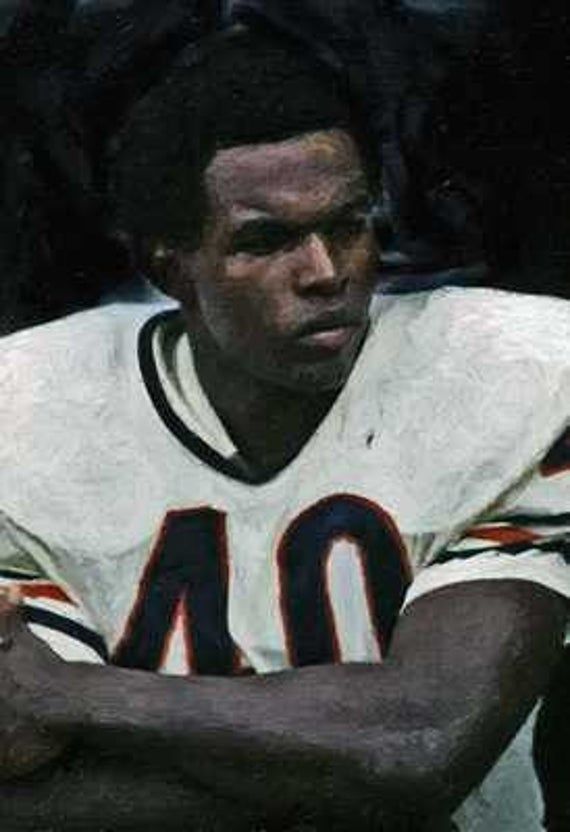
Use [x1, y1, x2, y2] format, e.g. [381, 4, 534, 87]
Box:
[429, 286, 569, 350]
[373, 286, 570, 353]
[407, 286, 567, 360]
[370, 287, 570, 390]
[0, 302, 177, 527]
[0, 301, 180, 425]
[1, 301, 171, 389]
[359, 289, 570, 510]
[420, 288, 570, 419]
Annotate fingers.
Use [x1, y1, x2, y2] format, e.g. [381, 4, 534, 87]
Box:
[0, 586, 23, 651]
[0, 584, 22, 609]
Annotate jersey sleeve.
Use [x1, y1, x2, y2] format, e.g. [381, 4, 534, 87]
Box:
[0, 520, 108, 664]
[405, 428, 570, 610]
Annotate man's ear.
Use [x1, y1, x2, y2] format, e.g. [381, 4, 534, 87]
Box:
[145, 243, 198, 303]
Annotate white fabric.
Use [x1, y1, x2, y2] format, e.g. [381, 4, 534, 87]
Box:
[153, 315, 238, 458]
[1, 287, 570, 830]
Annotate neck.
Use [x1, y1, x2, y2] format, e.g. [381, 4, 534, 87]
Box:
[184, 315, 338, 477]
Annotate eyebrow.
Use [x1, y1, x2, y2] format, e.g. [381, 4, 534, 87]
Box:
[230, 194, 372, 235]
[230, 217, 289, 236]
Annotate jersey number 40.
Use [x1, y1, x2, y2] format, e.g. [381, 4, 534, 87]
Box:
[113, 494, 411, 675]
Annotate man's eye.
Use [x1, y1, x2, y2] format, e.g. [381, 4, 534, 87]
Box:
[228, 227, 299, 256]
[321, 213, 370, 242]
[340, 213, 371, 237]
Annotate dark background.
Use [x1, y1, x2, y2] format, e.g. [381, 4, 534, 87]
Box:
[1, 0, 569, 334]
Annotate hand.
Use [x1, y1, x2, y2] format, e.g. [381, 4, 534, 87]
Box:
[0, 587, 71, 779]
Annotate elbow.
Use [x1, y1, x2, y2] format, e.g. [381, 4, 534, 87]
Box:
[277, 735, 464, 829]
[368, 750, 460, 827]
[228, 729, 465, 829]
[327, 728, 473, 828]
[239, 742, 453, 830]
[0, 727, 70, 782]
[383, 756, 466, 826]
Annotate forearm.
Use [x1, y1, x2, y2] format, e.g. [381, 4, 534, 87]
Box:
[60, 665, 409, 829]
[0, 743, 254, 832]
[0, 745, 459, 832]
[37, 581, 566, 828]
[60, 665, 477, 830]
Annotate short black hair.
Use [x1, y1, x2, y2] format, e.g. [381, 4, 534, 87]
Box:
[112, 24, 362, 255]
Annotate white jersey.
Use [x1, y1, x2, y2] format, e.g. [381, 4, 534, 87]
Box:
[1, 286, 569, 830]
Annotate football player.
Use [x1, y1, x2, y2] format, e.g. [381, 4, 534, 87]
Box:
[0, 24, 568, 832]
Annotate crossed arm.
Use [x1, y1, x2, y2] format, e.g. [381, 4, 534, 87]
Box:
[0, 579, 566, 831]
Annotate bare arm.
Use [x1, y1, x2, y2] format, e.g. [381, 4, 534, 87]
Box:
[0, 588, 255, 832]
[0, 747, 255, 832]
[0, 579, 565, 829]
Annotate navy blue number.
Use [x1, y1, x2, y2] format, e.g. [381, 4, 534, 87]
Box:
[278, 494, 410, 666]
[113, 508, 236, 675]
[113, 495, 410, 674]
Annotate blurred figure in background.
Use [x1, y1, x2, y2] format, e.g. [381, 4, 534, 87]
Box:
[232, 0, 570, 298]
[3, 0, 570, 333]
[0, 0, 218, 334]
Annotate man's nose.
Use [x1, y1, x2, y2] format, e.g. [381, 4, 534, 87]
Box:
[294, 233, 346, 295]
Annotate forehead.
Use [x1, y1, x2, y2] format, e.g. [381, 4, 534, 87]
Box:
[204, 129, 368, 224]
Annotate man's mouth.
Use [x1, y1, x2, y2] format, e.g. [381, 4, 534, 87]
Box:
[296, 325, 359, 352]
[292, 312, 366, 354]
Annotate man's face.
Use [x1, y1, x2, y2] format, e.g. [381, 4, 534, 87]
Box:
[178, 129, 378, 392]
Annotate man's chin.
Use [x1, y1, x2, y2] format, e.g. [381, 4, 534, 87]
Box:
[271, 328, 366, 393]
[268, 353, 356, 395]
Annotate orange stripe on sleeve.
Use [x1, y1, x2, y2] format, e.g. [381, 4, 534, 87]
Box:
[466, 526, 541, 545]
[20, 583, 75, 605]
